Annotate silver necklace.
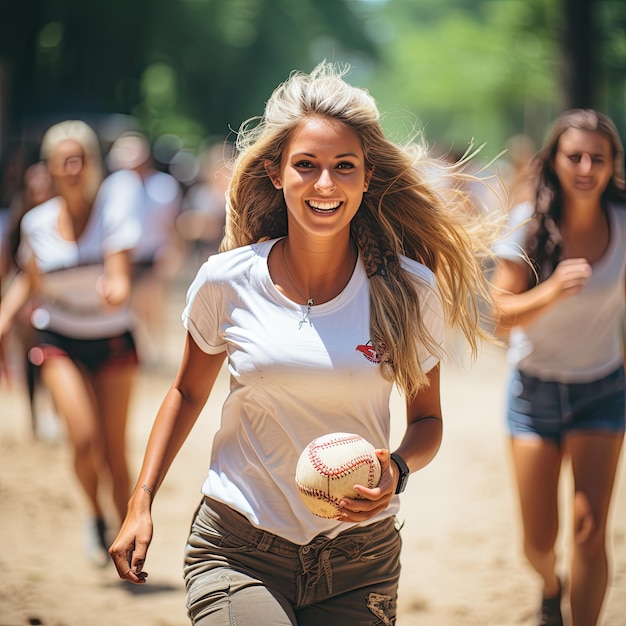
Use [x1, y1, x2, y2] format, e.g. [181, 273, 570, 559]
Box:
[280, 239, 354, 329]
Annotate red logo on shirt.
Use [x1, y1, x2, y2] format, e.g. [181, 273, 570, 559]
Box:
[356, 341, 381, 363]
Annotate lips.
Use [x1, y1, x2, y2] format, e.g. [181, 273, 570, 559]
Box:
[307, 200, 343, 213]
[574, 179, 594, 190]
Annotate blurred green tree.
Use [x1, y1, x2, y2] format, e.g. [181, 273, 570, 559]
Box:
[0, 0, 378, 152]
[0, 0, 624, 162]
[360, 0, 625, 157]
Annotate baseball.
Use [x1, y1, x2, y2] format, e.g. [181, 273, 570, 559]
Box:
[295, 432, 382, 519]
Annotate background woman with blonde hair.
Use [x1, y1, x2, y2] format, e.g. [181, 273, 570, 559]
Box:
[0, 120, 144, 566]
[110, 63, 502, 624]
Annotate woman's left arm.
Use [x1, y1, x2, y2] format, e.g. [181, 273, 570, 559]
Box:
[338, 365, 442, 522]
[393, 364, 443, 476]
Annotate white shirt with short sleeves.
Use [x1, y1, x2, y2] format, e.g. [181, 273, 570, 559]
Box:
[19, 169, 143, 339]
[132, 170, 181, 263]
[494, 202, 626, 383]
[182, 237, 445, 545]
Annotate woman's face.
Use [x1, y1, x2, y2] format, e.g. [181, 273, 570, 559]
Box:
[47, 139, 86, 188]
[270, 116, 372, 241]
[553, 128, 614, 201]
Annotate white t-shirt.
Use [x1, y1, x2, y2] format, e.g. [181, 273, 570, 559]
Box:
[19, 169, 143, 339]
[182, 238, 445, 545]
[494, 202, 626, 382]
[133, 171, 181, 263]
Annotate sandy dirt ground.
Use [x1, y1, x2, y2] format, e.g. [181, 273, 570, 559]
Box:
[1, 277, 625, 626]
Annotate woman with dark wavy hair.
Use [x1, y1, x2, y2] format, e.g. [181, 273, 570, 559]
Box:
[110, 62, 501, 625]
[492, 109, 626, 626]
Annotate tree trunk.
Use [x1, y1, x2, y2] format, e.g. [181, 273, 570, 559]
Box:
[561, 0, 596, 109]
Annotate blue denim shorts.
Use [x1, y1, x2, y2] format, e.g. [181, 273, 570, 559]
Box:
[506, 366, 625, 443]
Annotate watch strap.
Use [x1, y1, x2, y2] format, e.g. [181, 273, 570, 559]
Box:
[390, 452, 410, 494]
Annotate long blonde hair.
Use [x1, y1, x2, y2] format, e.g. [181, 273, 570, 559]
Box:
[223, 62, 503, 397]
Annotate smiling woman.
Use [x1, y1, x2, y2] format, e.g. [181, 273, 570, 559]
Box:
[263, 116, 369, 313]
[108, 61, 504, 626]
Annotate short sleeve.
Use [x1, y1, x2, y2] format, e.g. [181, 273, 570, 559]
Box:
[416, 279, 446, 373]
[99, 170, 143, 254]
[614, 205, 626, 247]
[492, 201, 534, 263]
[401, 257, 446, 373]
[181, 261, 227, 354]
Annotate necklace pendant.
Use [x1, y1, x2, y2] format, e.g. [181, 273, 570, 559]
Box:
[298, 298, 314, 330]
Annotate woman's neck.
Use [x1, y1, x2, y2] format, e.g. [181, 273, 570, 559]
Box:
[274, 235, 357, 306]
[57, 192, 92, 241]
[560, 200, 609, 263]
[560, 196, 604, 232]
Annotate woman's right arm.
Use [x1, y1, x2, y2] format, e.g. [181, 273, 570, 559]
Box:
[491, 257, 591, 338]
[109, 332, 226, 584]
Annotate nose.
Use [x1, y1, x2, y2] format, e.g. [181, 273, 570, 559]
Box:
[314, 168, 336, 193]
[579, 153, 593, 173]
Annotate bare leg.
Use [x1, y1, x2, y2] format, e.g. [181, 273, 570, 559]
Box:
[509, 437, 563, 598]
[565, 432, 623, 626]
[131, 273, 164, 365]
[40, 357, 104, 518]
[92, 363, 137, 524]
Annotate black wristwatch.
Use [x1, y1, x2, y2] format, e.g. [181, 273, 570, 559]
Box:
[390, 453, 410, 494]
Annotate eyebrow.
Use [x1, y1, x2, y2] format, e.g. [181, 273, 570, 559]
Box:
[561, 149, 607, 157]
[293, 152, 360, 159]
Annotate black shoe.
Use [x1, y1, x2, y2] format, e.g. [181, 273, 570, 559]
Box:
[95, 517, 109, 551]
[536, 581, 563, 626]
[85, 517, 109, 567]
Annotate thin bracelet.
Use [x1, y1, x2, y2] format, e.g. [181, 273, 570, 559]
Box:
[141, 484, 153, 495]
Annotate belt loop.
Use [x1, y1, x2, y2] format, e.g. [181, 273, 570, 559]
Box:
[257, 532, 274, 552]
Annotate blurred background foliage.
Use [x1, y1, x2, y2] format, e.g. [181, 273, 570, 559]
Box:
[1, 0, 625, 163]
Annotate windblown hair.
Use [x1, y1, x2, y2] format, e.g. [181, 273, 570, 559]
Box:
[222, 62, 504, 397]
[526, 109, 626, 281]
[40, 120, 105, 205]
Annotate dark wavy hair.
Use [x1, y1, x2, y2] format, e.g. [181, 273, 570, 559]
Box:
[526, 109, 626, 281]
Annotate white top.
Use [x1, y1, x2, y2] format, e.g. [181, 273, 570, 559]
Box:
[494, 202, 626, 383]
[133, 171, 181, 262]
[19, 169, 143, 339]
[182, 238, 445, 545]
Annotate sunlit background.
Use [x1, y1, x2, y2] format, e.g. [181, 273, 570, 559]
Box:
[1, 0, 625, 180]
[2, 2, 626, 624]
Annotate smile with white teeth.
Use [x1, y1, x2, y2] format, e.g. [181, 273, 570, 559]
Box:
[307, 200, 342, 212]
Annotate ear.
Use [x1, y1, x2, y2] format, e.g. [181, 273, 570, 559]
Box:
[264, 160, 282, 189]
[363, 165, 375, 192]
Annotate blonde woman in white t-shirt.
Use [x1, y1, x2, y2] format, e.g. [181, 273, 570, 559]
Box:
[492, 109, 626, 626]
[0, 120, 143, 566]
[109, 62, 503, 625]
